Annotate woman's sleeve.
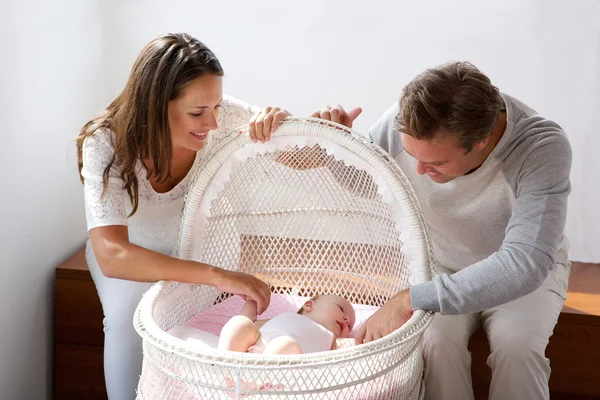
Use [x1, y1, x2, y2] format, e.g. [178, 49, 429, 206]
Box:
[210, 94, 260, 143]
[81, 130, 129, 231]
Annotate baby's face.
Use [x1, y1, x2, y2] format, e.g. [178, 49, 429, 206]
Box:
[303, 295, 355, 338]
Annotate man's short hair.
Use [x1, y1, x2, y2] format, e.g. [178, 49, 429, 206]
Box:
[396, 61, 502, 152]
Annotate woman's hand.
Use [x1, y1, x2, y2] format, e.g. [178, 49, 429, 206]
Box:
[212, 269, 272, 315]
[249, 107, 292, 143]
[310, 105, 362, 128]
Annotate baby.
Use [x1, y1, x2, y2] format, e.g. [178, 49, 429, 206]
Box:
[218, 294, 356, 354]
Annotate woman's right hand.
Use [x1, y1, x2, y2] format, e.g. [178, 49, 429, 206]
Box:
[212, 269, 272, 315]
[249, 106, 292, 143]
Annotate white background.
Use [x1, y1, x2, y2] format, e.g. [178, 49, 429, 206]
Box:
[1, 0, 598, 397]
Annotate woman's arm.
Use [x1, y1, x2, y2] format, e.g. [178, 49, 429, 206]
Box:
[89, 225, 271, 314]
[89, 225, 217, 282]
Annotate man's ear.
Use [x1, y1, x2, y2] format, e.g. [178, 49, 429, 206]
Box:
[474, 137, 490, 152]
[302, 300, 314, 313]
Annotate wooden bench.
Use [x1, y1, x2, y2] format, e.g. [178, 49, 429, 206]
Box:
[54, 248, 600, 399]
[54, 248, 105, 400]
[470, 262, 600, 399]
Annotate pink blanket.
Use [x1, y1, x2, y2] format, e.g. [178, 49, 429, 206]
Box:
[181, 293, 378, 337]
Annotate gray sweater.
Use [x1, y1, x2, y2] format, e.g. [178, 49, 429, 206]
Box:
[369, 93, 572, 314]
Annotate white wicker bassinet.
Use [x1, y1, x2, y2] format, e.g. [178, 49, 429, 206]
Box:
[134, 117, 437, 399]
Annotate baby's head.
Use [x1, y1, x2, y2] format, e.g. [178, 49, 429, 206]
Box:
[298, 294, 355, 338]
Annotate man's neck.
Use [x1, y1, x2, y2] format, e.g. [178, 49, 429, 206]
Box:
[466, 112, 507, 175]
[483, 111, 507, 159]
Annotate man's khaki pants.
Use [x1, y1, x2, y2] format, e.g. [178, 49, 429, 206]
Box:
[422, 261, 570, 400]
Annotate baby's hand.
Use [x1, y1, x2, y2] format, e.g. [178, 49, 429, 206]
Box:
[240, 299, 259, 322]
[333, 337, 357, 350]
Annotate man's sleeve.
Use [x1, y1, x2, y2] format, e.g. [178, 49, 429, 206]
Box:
[411, 131, 572, 314]
[368, 102, 403, 157]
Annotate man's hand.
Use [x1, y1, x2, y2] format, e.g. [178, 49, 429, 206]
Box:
[310, 105, 362, 128]
[354, 289, 413, 343]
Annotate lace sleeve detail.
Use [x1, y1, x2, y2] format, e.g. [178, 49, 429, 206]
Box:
[81, 130, 128, 231]
[208, 94, 259, 144]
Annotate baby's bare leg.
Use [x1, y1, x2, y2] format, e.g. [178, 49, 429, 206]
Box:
[218, 316, 260, 352]
[263, 336, 303, 355]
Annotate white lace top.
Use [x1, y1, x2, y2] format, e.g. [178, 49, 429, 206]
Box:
[81, 95, 257, 255]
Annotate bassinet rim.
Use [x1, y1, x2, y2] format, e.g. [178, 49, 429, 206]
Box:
[135, 279, 432, 367]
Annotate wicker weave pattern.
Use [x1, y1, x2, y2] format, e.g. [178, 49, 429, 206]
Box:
[134, 118, 436, 399]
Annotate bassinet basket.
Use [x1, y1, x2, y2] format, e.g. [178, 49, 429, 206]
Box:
[134, 117, 437, 399]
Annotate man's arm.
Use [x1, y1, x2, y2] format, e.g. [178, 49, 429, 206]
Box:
[411, 132, 572, 314]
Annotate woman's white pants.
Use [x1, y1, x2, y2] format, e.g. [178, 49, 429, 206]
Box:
[86, 241, 153, 400]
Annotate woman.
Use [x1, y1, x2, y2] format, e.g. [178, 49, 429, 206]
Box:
[76, 32, 289, 399]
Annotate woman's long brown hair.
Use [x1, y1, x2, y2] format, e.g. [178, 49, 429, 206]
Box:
[76, 33, 224, 216]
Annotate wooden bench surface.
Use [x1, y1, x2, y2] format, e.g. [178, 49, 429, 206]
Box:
[563, 262, 600, 317]
[56, 247, 90, 280]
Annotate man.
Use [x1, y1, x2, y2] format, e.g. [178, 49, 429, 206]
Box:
[312, 61, 571, 400]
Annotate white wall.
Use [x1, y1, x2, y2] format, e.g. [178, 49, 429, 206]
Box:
[0, 0, 107, 398]
[0, 1, 598, 398]
[107, 0, 600, 262]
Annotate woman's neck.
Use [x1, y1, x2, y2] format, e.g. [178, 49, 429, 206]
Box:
[143, 146, 196, 192]
[170, 146, 197, 175]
